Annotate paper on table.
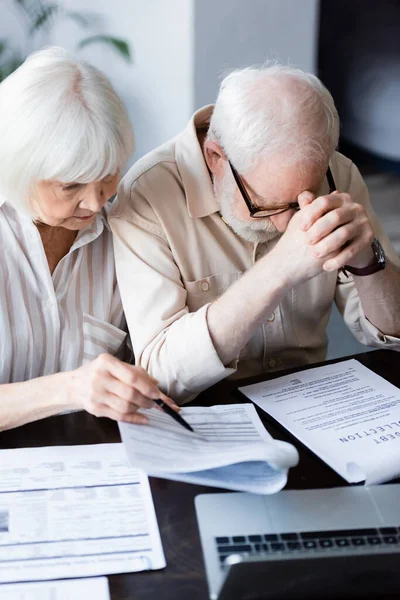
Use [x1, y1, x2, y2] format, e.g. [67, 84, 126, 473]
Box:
[0, 577, 110, 600]
[0, 443, 165, 583]
[239, 359, 400, 484]
[119, 404, 299, 494]
[158, 461, 291, 495]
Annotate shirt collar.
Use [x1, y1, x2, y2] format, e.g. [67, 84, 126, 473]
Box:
[1, 196, 110, 248]
[175, 105, 219, 219]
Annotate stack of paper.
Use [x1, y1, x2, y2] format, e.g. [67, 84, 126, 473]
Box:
[0, 443, 165, 583]
[0, 577, 110, 600]
[119, 404, 299, 494]
[239, 359, 400, 484]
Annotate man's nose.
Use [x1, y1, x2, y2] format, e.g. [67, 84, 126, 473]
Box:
[270, 208, 297, 233]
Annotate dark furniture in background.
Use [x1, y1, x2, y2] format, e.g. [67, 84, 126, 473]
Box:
[318, 0, 400, 174]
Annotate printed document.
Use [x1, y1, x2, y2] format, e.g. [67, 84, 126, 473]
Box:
[0, 577, 110, 600]
[239, 359, 400, 484]
[119, 404, 299, 494]
[0, 443, 165, 583]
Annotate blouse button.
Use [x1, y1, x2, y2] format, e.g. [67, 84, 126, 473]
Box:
[200, 280, 210, 292]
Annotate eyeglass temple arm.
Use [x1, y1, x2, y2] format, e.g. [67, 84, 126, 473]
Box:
[327, 167, 336, 193]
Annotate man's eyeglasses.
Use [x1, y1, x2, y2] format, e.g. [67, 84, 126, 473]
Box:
[229, 161, 336, 219]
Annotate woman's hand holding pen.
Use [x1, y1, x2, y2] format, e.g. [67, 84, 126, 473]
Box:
[67, 353, 179, 424]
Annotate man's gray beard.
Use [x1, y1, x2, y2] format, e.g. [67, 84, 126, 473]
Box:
[214, 174, 281, 244]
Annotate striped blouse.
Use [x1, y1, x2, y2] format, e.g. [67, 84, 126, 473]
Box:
[0, 198, 127, 384]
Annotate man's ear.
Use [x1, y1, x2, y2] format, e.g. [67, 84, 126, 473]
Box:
[203, 139, 226, 178]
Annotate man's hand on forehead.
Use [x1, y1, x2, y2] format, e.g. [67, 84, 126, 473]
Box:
[295, 190, 374, 272]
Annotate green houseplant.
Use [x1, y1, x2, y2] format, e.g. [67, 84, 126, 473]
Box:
[0, 0, 131, 82]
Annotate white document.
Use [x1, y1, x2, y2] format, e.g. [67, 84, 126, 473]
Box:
[119, 404, 299, 494]
[0, 443, 165, 583]
[239, 359, 400, 484]
[0, 577, 110, 600]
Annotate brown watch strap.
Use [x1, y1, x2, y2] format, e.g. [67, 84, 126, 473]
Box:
[342, 262, 385, 277]
[343, 238, 386, 277]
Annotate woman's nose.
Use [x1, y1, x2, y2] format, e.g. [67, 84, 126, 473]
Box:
[82, 187, 105, 211]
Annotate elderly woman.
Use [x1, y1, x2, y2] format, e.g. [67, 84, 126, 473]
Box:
[0, 47, 176, 430]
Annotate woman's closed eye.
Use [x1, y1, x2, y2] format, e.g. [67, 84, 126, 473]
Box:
[61, 183, 82, 191]
[102, 174, 117, 184]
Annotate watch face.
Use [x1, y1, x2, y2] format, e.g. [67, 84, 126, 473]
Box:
[372, 238, 386, 266]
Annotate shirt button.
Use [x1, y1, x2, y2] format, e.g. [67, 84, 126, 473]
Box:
[267, 313, 275, 322]
[268, 358, 277, 368]
[200, 280, 209, 292]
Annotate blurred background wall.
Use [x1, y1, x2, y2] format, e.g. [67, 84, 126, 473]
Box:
[193, 0, 318, 109]
[0, 0, 319, 161]
[1, 0, 399, 360]
[0, 0, 194, 160]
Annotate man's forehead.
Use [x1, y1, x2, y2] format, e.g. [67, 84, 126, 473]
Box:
[250, 155, 327, 178]
[244, 160, 327, 200]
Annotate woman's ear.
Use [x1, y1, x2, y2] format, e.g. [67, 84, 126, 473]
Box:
[203, 139, 226, 178]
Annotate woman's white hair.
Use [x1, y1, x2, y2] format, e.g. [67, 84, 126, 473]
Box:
[0, 46, 134, 216]
[208, 63, 340, 173]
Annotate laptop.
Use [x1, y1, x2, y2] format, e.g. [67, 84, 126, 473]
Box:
[195, 485, 400, 600]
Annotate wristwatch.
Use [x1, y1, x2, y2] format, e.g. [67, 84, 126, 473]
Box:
[343, 238, 386, 276]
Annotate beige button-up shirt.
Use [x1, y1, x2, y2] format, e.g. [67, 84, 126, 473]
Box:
[110, 106, 400, 403]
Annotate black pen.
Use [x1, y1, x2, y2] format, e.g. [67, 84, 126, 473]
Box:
[154, 399, 194, 433]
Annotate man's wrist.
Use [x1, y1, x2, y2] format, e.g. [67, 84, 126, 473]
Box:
[344, 247, 375, 270]
[343, 238, 386, 277]
[259, 249, 292, 292]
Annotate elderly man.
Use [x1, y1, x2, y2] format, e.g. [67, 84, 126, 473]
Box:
[110, 64, 400, 403]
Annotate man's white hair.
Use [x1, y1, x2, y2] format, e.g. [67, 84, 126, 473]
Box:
[0, 46, 134, 216]
[208, 63, 340, 173]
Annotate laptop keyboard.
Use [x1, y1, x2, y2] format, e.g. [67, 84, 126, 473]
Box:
[215, 527, 400, 565]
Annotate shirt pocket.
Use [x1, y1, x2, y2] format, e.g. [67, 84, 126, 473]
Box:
[82, 313, 127, 364]
[182, 271, 243, 312]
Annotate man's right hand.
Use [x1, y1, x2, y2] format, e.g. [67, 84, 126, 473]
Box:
[272, 185, 375, 288]
[68, 354, 179, 424]
[270, 192, 338, 288]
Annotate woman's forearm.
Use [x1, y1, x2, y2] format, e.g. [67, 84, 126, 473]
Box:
[0, 372, 78, 431]
[0, 354, 178, 432]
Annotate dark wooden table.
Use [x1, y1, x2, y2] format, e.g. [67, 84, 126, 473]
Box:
[1, 349, 399, 599]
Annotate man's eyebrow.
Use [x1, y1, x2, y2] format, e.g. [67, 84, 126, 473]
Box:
[247, 177, 325, 204]
[244, 180, 271, 203]
[252, 192, 270, 202]
[308, 187, 320, 196]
